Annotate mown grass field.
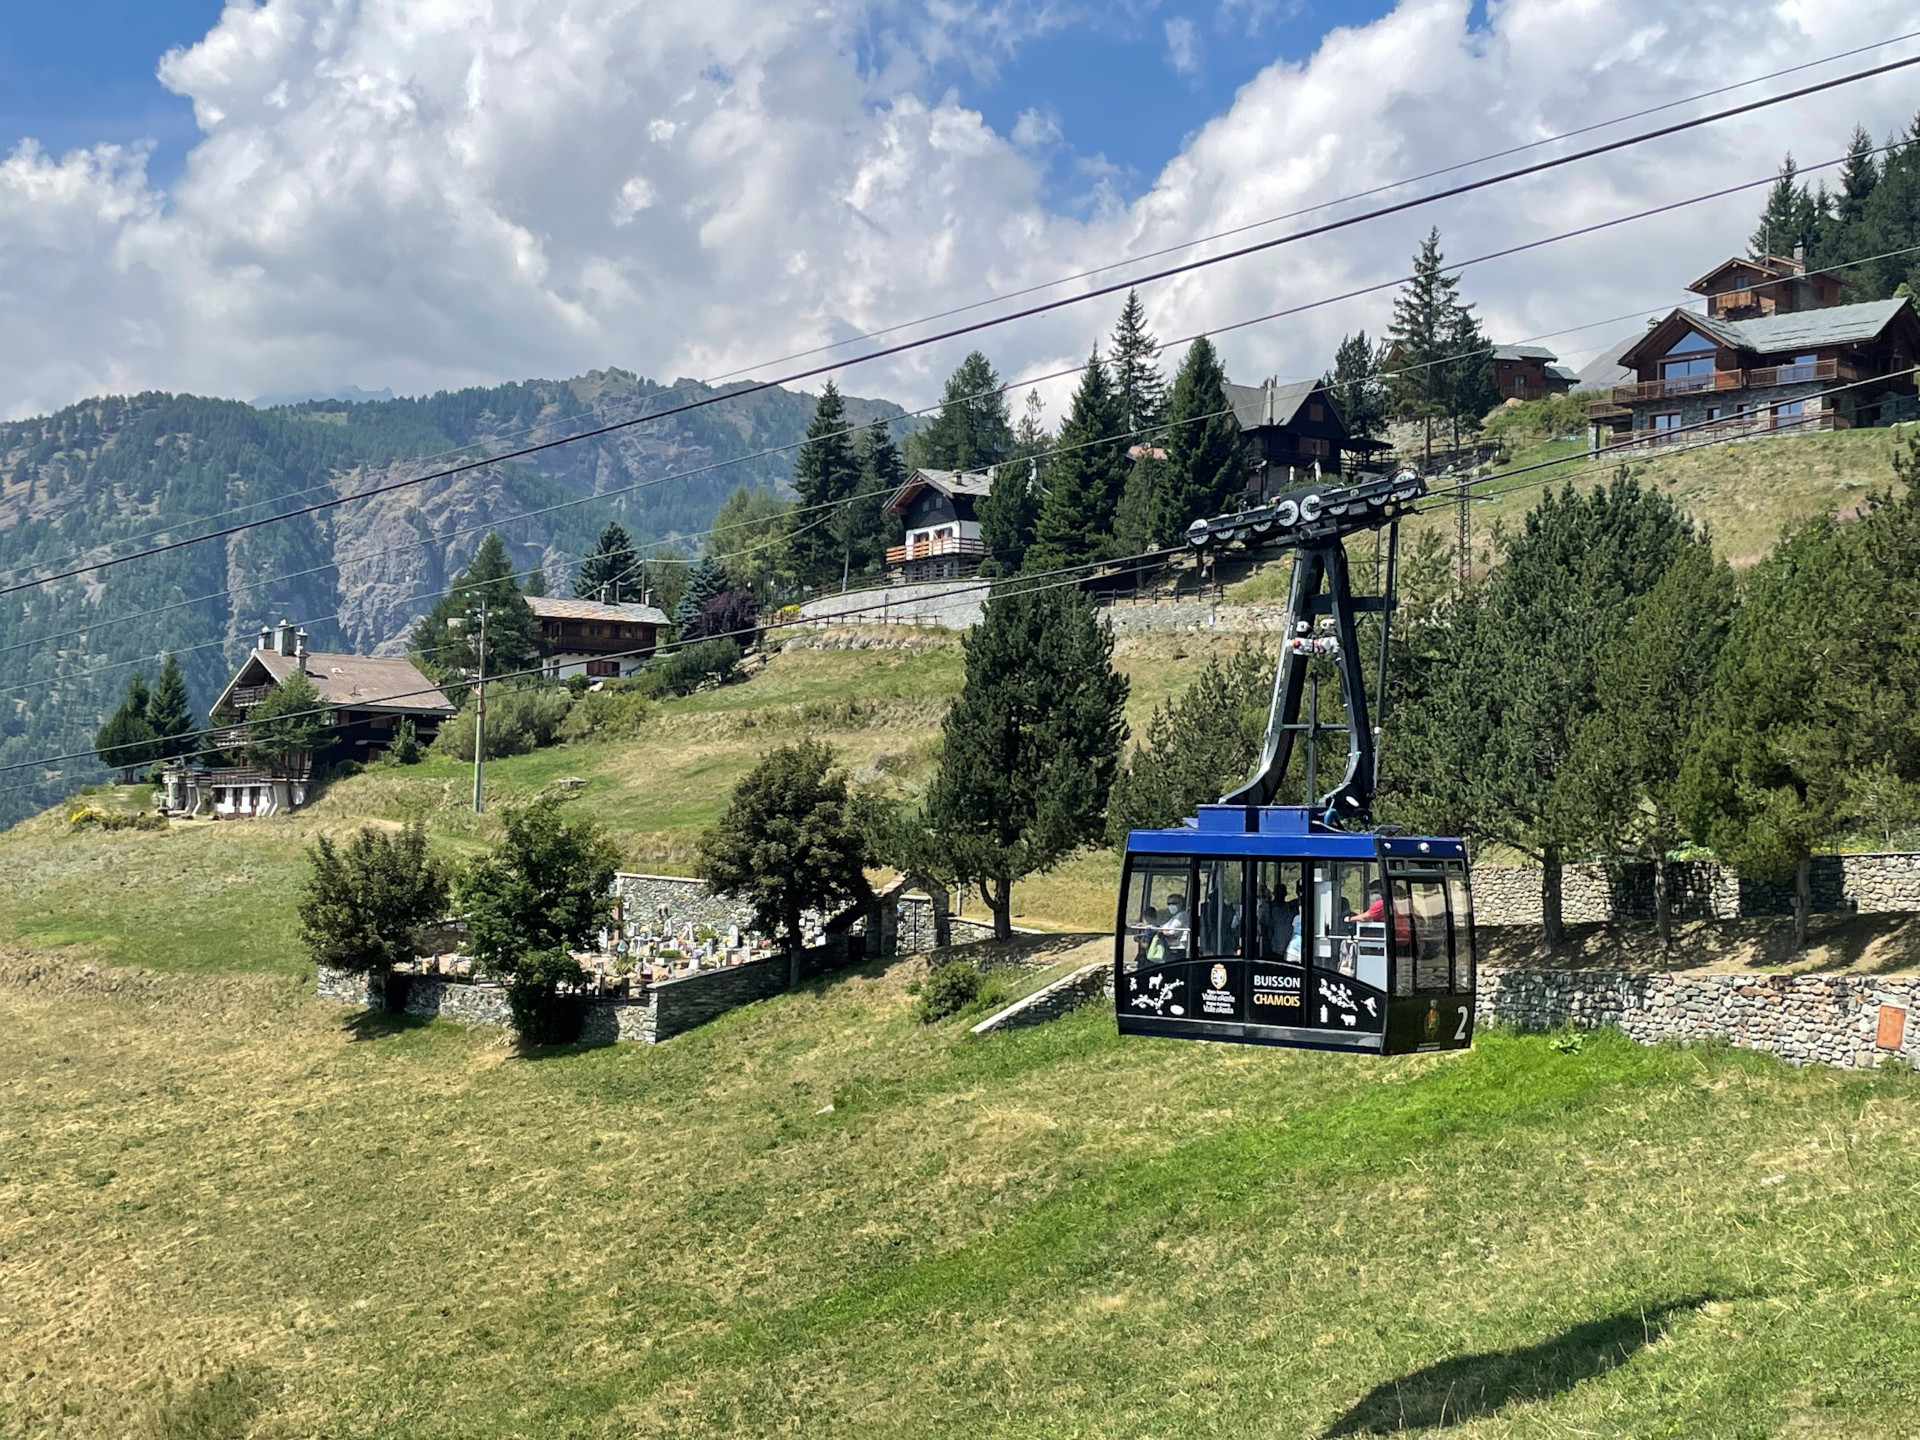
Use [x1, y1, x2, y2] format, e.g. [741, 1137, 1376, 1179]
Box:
[5, 959, 1920, 1439]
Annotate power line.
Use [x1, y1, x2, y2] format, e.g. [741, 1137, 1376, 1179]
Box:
[5, 51, 1913, 603]
[10, 151, 1907, 703]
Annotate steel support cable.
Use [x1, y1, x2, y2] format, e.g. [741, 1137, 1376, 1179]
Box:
[8, 155, 1908, 700]
[20, 31, 1913, 589]
[5, 137, 1899, 684]
[5, 52, 1914, 602]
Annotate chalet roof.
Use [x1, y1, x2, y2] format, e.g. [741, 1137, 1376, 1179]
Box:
[526, 595, 669, 626]
[217, 648, 456, 717]
[1490, 344, 1560, 362]
[1545, 363, 1582, 384]
[1221, 378, 1319, 430]
[1618, 298, 1915, 370]
[885, 467, 994, 515]
[1686, 253, 1804, 293]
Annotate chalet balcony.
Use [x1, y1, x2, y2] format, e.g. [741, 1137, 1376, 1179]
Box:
[1605, 409, 1848, 452]
[227, 683, 274, 708]
[1747, 357, 1839, 388]
[1609, 370, 1749, 405]
[886, 536, 988, 566]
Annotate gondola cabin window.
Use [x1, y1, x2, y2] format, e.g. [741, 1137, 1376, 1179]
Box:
[1193, 859, 1244, 958]
[1252, 860, 1306, 961]
[1312, 860, 1386, 991]
[1122, 859, 1190, 970]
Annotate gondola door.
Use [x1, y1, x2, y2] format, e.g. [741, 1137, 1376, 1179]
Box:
[1382, 857, 1476, 1054]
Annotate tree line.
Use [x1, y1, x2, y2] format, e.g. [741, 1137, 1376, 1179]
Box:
[1748, 113, 1920, 297]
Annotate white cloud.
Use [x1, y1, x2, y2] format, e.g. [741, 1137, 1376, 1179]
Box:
[1165, 17, 1201, 78]
[1011, 106, 1063, 149]
[1, 0, 1917, 421]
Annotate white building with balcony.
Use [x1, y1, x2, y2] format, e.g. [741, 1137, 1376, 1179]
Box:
[884, 469, 991, 581]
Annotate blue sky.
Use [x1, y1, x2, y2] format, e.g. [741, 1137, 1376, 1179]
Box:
[3, 0, 1408, 192]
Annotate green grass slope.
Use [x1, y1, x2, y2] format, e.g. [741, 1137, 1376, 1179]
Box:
[4, 961, 1919, 1438]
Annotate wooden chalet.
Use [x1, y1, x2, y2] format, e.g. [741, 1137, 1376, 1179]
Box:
[1223, 378, 1391, 501]
[1587, 295, 1920, 451]
[1688, 249, 1846, 321]
[526, 595, 668, 680]
[1491, 345, 1580, 402]
[884, 468, 992, 580]
[161, 620, 455, 819]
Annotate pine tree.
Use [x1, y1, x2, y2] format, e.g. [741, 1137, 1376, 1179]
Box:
[1321, 331, 1388, 440]
[909, 352, 1015, 472]
[147, 653, 197, 762]
[1836, 126, 1880, 228]
[1148, 336, 1246, 547]
[575, 522, 638, 603]
[1027, 348, 1129, 570]
[979, 392, 1046, 575]
[673, 555, 730, 633]
[1386, 229, 1466, 464]
[915, 584, 1128, 938]
[830, 423, 905, 586]
[1562, 540, 1736, 951]
[1439, 301, 1500, 449]
[1749, 154, 1822, 258]
[1109, 290, 1167, 437]
[788, 382, 864, 591]
[410, 533, 545, 683]
[94, 674, 159, 781]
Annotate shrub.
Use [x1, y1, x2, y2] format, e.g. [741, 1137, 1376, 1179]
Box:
[296, 821, 451, 1008]
[388, 718, 423, 764]
[461, 796, 619, 1042]
[915, 960, 981, 1023]
[431, 683, 574, 760]
[68, 808, 168, 832]
[557, 687, 653, 743]
[631, 638, 741, 699]
[695, 588, 761, 646]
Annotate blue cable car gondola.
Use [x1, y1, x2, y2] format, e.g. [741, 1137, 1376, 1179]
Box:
[1115, 469, 1476, 1056]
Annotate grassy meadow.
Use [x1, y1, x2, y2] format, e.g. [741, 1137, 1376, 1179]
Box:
[6, 959, 1920, 1438]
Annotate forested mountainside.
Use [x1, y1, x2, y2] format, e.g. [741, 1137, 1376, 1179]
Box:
[0, 371, 906, 823]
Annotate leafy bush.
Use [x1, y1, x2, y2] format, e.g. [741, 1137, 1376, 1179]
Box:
[632, 638, 741, 699]
[915, 960, 981, 1023]
[296, 822, 451, 1007]
[68, 807, 168, 832]
[431, 683, 574, 760]
[387, 718, 423, 764]
[556, 686, 653, 743]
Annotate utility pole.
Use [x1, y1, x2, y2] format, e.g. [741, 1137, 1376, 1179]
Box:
[472, 599, 487, 813]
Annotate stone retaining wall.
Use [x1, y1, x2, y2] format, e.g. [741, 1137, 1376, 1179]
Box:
[1101, 599, 1290, 634]
[969, 961, 1112, 1035]
[1470, 854, 1920, 926]
[611, 873, 757, 936]
[1477, 967, 1920, 1071]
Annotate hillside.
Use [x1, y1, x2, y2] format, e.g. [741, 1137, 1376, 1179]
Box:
[0, 374, 907, 826]
[6, 943, 1920, 1437]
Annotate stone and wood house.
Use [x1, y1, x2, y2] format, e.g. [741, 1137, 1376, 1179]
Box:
[1587, 249, 1920, 451]
[884, 468, 992, 581]
[160, 619, 455, 818]
[527, 595, 669, 680]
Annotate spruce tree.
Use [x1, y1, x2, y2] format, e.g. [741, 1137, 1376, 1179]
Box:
[672, 555, 730, 633]
[410, 533, 545, 683]
[1027, 347, 1129, 570]
[831, 423, 905, 585]
[1749, 154, 1822, 258]
[1148, 335, 1246, 547]
[1109, 290, 1167, 437]
[575, 522, 638, 603]
[1386, 228, 1464, 464]
[1439, 301, 1500, 449]
[980, 392, 1046, 575]
[147, 653, 197, 762]
[788, 382, 864, 591]
[909, 352, 1015, 472]
[1321, 331, 1388, 440]
[917, 584, 1128, 937]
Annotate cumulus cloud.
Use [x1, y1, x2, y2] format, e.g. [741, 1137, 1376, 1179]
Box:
[1, 0, 1917, 421]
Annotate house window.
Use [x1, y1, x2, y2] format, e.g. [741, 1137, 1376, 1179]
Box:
[1774, 400, 1806, 430]
[1299, 436, 1330, 457]
[1706, 407, 1722, 421]
[1307, 402, 1324, 421]
[1778, 353, 1819, 383]
[586, 660, 620, 678]
[1651, 412, 1683, 433]
[1514, 376, 1528, 395]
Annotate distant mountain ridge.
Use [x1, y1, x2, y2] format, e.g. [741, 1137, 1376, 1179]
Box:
[0, 369, 909, 824]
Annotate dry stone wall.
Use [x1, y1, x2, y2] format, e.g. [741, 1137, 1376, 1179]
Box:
[1470, 854, 1920, 926]
[1477, 968, 1920, 1071]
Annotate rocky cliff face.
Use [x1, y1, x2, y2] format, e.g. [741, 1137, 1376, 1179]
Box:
[0, 370, 908, 822]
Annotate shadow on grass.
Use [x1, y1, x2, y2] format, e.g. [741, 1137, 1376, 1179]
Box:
[1320, 1295, 1718, 1436]
[341, 1007, 432, 1041]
